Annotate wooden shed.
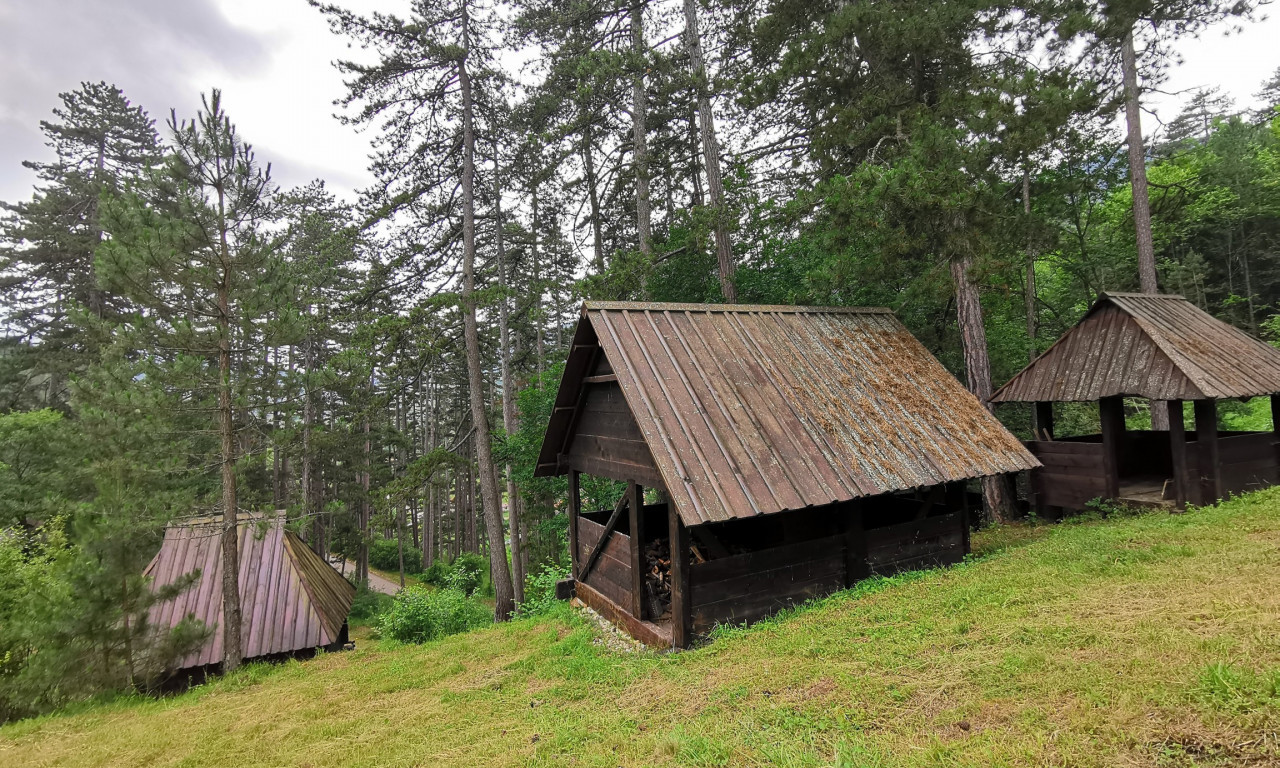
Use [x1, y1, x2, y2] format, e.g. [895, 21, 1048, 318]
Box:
[991, 292, 1280, 512]
[144, 513, 356, 673]
[536, 302, 1038, 648]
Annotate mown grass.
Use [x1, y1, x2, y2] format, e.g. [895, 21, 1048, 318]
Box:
[5, 491, 1280, 767]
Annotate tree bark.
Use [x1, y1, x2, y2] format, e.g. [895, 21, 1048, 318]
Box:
[581, 124, 605, 274]
[631, 1, 652, 259]
[493, 151, 525, 606]
[215, 175, 242, 673]
[458, 7, 516, 619]
[1122, 27, 1168, 431]
[950, 253, 1017, 524]
[1122, 28, 1158, 294]
[684, 0, 736, 302]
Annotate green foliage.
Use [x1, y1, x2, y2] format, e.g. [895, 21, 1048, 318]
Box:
[515, 562, 571, 619]
[347, 586, 394, 626]
[1196, 662, 1280, 715]
[369, 538, 423, 575]
[378, 586, 491, 644]
[446, 552, 486, 596]
[0, 410, 81, 529]
[422, 560, 450, 586]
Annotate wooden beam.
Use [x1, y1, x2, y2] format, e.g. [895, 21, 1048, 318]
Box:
[1271, 394, 1280, 490]
[1099, 395, 1125, 500]
[627, 482, 645, 619]
[583, 374, 618, 385]
[843, 501, 868, 587]
[1195, 398, 1222, 504]
[669, 507, 692, 650]
[571, 580, 671, 649]
[568, 470, 581, 579]
[578, 492, 628, 584]
[1167, 400, 1188, 511]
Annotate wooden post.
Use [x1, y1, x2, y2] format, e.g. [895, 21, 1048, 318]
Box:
[627, 481, 645, 619]
[668, 507, 691, 650]
[1099, 395, 1125, 499]
[1195, 399, 1222, 504]
[568, 470, 581, 579]
[1271, 394, 1280, 485]
[843, 501, 868, 587]
[1167, 400, 1188, 511]
[1034, 401, 1054, 441]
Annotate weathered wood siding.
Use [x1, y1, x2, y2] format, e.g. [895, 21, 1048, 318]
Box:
[563, 381, 663, 487]
[575, 515, 633, 609]
[1191, 431, 1276, 504]
[1027, 439, 1108, 510]
[866, 513, 966, 575]
[688, 534, 846, 634]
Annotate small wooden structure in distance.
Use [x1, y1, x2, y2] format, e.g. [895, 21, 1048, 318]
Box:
[145, 513, 356, 674]
[536, 302, 1038, 648]
[991, 293, 1280, 512]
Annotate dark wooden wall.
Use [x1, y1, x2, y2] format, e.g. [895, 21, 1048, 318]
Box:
[1191, 431, 1277, 504]
[575, 515, 633, 609]
[1027, 440, 1108, 510]
[562, 369, 663, 488]
[866, 513, 967, 575]
[684, 494, 970, 636]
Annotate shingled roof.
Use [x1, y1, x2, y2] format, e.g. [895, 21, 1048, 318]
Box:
[144, 514, 355, 670]
[991, 293, 1280, 403]
[536, 302, 1038, 527]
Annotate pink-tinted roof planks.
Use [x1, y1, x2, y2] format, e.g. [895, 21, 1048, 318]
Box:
[144, 514, 355, 670]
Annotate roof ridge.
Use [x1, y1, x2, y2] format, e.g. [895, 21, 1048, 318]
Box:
[1101, 292, 1187, 300]
[583, 301, 894, 314]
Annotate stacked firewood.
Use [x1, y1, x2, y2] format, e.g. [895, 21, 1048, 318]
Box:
[643, 538, 672, 621]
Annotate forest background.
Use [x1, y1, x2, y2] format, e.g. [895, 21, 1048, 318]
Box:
[2, 0, 1280, 722]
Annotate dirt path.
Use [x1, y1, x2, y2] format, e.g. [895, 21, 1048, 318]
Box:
[340, 560, 403, 596]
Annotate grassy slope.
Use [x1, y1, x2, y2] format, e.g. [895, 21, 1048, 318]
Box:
[5, 493, 1280, 767]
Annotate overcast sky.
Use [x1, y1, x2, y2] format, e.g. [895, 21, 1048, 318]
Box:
[1, 0, 1277, 207]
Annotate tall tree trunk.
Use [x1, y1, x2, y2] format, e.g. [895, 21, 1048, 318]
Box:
[532, 184, 544, 375]
[458, 14, 516, 619]
[88, 137, 106, 320]
[303, 329, 322, 556]
[581, 124, 606, 274]
[951, 252, 1016, 524]
[631, 1, 652, 259]
[493, 152, 525, 606]
[684, 0, 736, 302]
[359, 370, 372, 587]
[215, 181, 242, 673]
[1023, 169, 1037, 365]
[1122, 27, 1158, 294]
[1122, 27, 1168, 431]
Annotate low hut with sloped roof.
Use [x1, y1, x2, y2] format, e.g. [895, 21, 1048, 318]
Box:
[145, 513, 356, 675]
[536, 301, 1038, 649]
[991, 292, 1280, 513]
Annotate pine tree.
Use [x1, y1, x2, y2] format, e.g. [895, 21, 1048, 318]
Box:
[0, 83, 161, 409]
[98, 90, 288, 672]
[314, 0, 518, 619]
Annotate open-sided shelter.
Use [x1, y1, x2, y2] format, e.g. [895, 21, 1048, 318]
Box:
[145, 513, 356, 673]
[536, 302, 1038, 648]
[991, 293, 1280, 512]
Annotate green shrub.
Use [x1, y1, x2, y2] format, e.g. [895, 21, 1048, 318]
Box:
[348, 585, 394, 624]
[378, 586, 491, 643]
[447, 552, 485, 596]
[368, 538, 423, 575]
[516, 562, 571, 618]
[422, 560, 450, 586]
